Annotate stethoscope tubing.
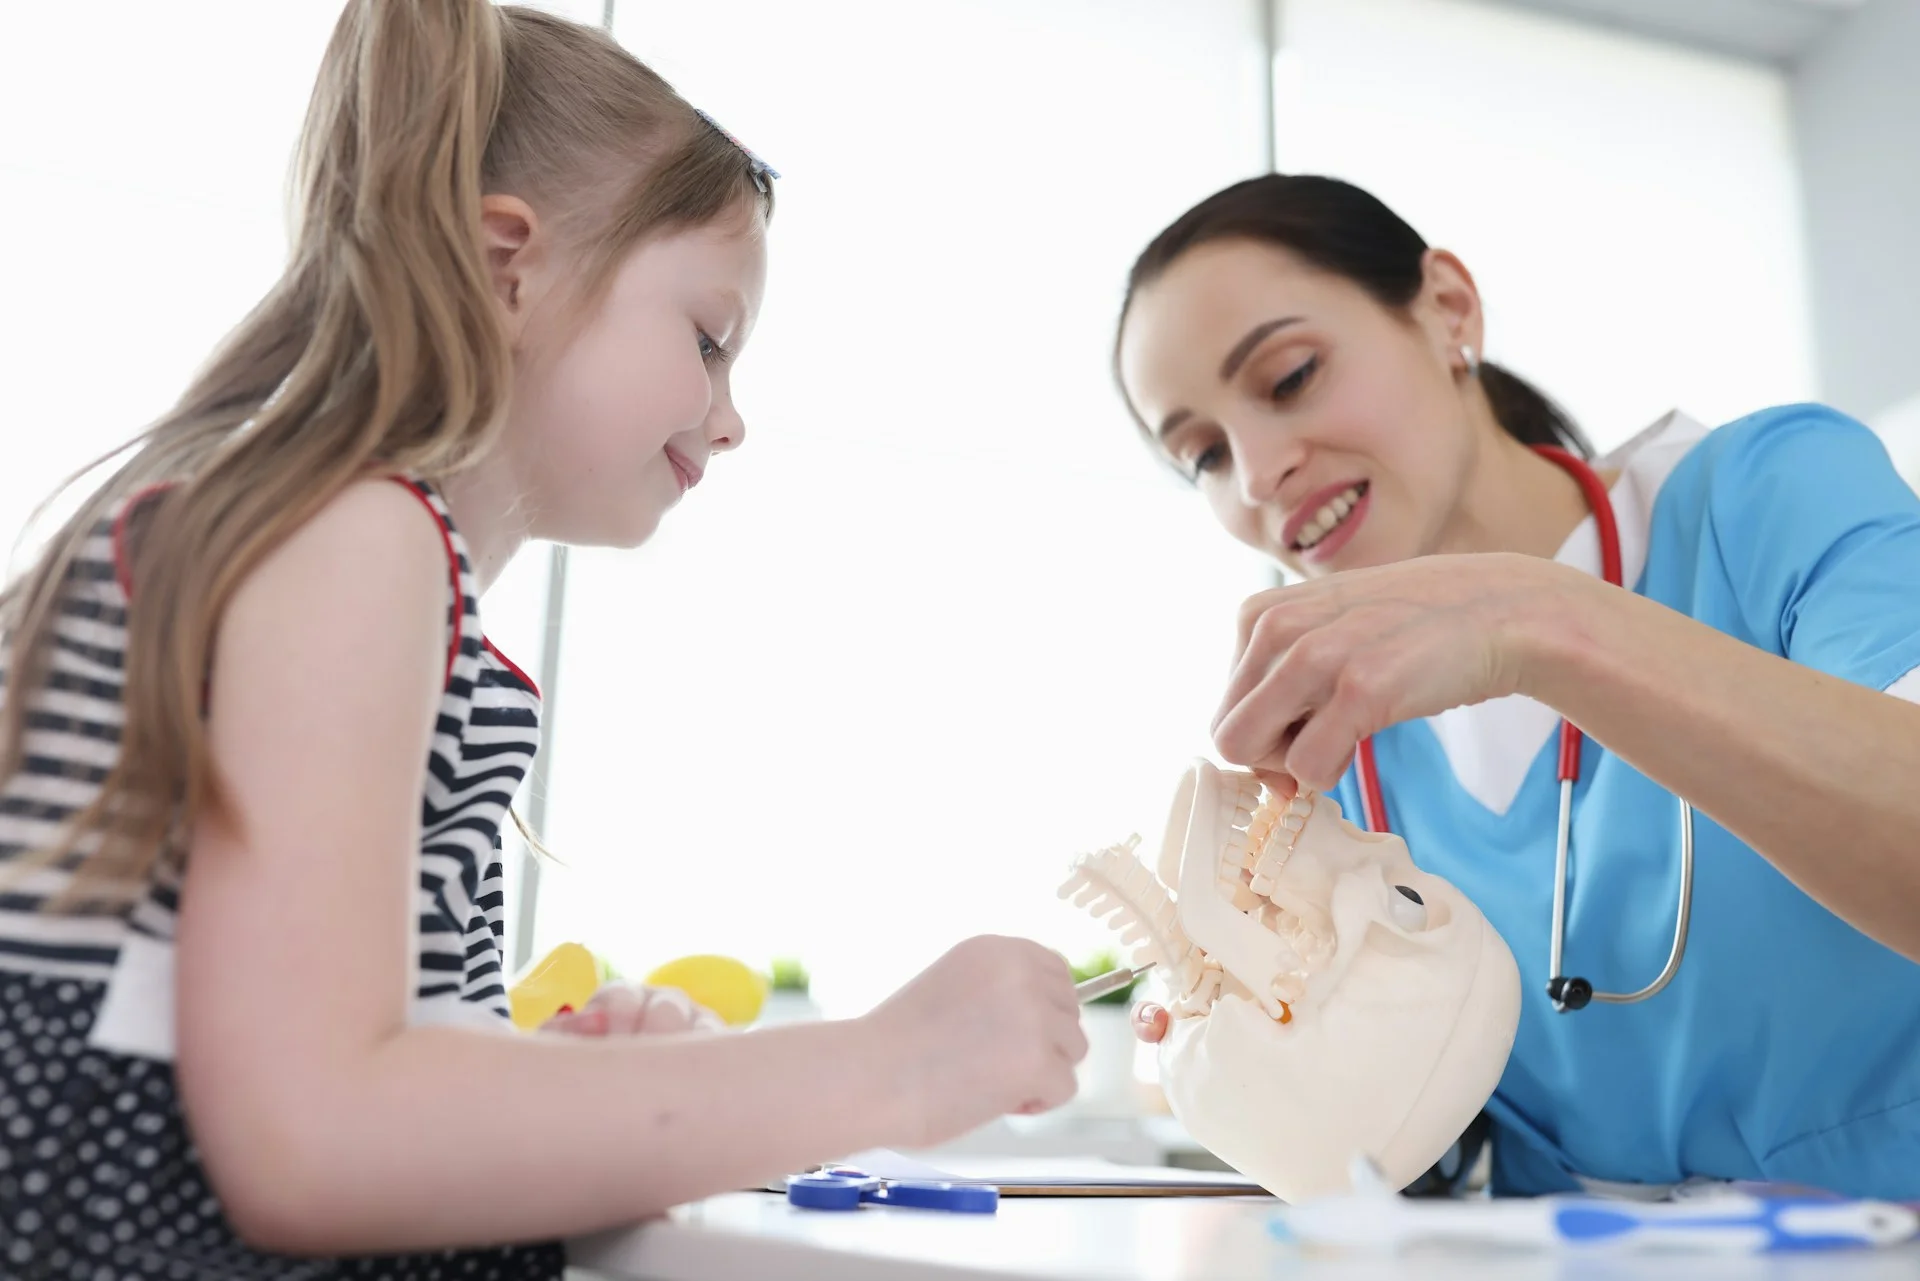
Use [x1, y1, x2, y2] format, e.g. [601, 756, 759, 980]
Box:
[1354, 445, 1696, 1013]
[1548, 776, 1694, 1010]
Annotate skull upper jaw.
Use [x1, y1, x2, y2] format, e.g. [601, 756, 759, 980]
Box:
[1168, 761, 1304, 1020]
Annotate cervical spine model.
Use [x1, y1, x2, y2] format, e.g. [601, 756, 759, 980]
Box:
[1060, 761, 1520, 1200]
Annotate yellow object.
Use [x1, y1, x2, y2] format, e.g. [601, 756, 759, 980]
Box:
[642, 954, 768, 1027]
[509, 941, 602, 1031]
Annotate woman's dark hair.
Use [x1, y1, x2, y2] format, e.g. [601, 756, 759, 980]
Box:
[1116, 173, 1592, 459]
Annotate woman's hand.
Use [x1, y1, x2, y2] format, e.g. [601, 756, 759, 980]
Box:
[1212, 553, 1585, 794]
[542, 982, 725, 1037]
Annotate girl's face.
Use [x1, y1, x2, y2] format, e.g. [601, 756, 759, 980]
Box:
[1116, 239, 1486, 578]
[503, 202, 769, 549]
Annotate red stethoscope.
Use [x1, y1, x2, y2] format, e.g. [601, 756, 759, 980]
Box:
[1350, 445, 1694, 1014]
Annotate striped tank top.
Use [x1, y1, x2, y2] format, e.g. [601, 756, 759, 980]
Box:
[0, 479, 562, 1279]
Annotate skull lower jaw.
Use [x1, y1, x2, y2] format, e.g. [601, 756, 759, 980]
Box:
[1159, 993, 1444, 1201]
[1158, 914, 1523, 1201]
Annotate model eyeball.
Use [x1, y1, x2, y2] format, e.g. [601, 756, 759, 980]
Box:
[1390, 884, 1428, 931]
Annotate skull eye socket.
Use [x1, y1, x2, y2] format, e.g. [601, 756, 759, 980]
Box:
[1390, 884, 1428, 931]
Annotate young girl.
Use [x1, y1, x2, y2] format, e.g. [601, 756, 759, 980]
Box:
[0, 4, 1085, 1276]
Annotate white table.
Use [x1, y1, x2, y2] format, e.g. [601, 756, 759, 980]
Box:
[567, 1191, 1920, 1281]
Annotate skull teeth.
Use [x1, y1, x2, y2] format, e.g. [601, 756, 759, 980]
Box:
[1066, 769, 1336, 1033]
[1171, 965, 1225, 1016]
[1060, 836, 1200, 988]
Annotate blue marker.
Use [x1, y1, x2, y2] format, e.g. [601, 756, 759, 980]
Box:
[1548, 1196, 1919, 1253]
[1269, 1157, 1918, 1255]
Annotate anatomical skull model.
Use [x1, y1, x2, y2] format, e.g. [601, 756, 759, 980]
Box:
[1059, 760, 1520, 1200]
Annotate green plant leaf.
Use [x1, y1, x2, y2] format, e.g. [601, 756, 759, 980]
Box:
[1067, 948, 1137, 1005]
[768, 956, 810, 993]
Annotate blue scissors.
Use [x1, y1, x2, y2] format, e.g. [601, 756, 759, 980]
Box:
[785, 1165, 999, 1214]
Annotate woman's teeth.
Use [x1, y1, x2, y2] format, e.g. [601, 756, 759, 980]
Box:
[1294, 483, 1367, 551]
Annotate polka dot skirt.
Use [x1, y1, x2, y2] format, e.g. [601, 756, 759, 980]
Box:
[0, 969, 566, 1280]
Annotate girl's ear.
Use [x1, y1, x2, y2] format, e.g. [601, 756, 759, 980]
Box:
[480, 194, 541, 336]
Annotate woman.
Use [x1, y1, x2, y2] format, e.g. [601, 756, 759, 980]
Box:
[1116, 174, 1920, 1199]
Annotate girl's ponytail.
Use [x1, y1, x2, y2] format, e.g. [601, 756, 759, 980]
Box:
[3, 1, 774, 905]
[3, 0, 515, 901]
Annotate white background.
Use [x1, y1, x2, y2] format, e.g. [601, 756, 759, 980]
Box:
[1, 0, 1819, 1017]
[1272, 0, 1815, 454]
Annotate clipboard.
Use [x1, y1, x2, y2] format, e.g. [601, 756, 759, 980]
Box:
[989, 1183, 1264, 1198]
[771, 1150, 1273, 1199]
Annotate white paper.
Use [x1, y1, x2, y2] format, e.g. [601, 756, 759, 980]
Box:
[793, 1148, 1266, 1191]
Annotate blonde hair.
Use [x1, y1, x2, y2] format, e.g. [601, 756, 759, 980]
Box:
[0, 1, 772, 905]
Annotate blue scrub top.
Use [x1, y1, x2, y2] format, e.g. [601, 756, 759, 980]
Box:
[1330, 404, 1920, 1198]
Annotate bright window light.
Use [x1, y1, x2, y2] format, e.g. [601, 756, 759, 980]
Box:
[535, 0, 1274, 1014]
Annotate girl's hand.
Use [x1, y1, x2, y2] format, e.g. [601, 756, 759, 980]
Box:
[542, 982, 725, 1037]
[1213, 554, 1584, 794]
[858, 935, 1086, 1147]
[1131, 1002, 1169, 1045]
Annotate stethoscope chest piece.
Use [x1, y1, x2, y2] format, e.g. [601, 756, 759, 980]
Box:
[1546, 975, 1593, 1013]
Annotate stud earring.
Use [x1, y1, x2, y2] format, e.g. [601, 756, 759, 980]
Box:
[1459, 344, 1481, 377]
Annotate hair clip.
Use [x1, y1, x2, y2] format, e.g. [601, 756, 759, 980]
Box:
[692, 107, 781, 195]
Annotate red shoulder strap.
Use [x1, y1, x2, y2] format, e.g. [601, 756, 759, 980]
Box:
[111, 483, 178, 602]
[387, 479, 464, 691]
[114, 479, 465, 696]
